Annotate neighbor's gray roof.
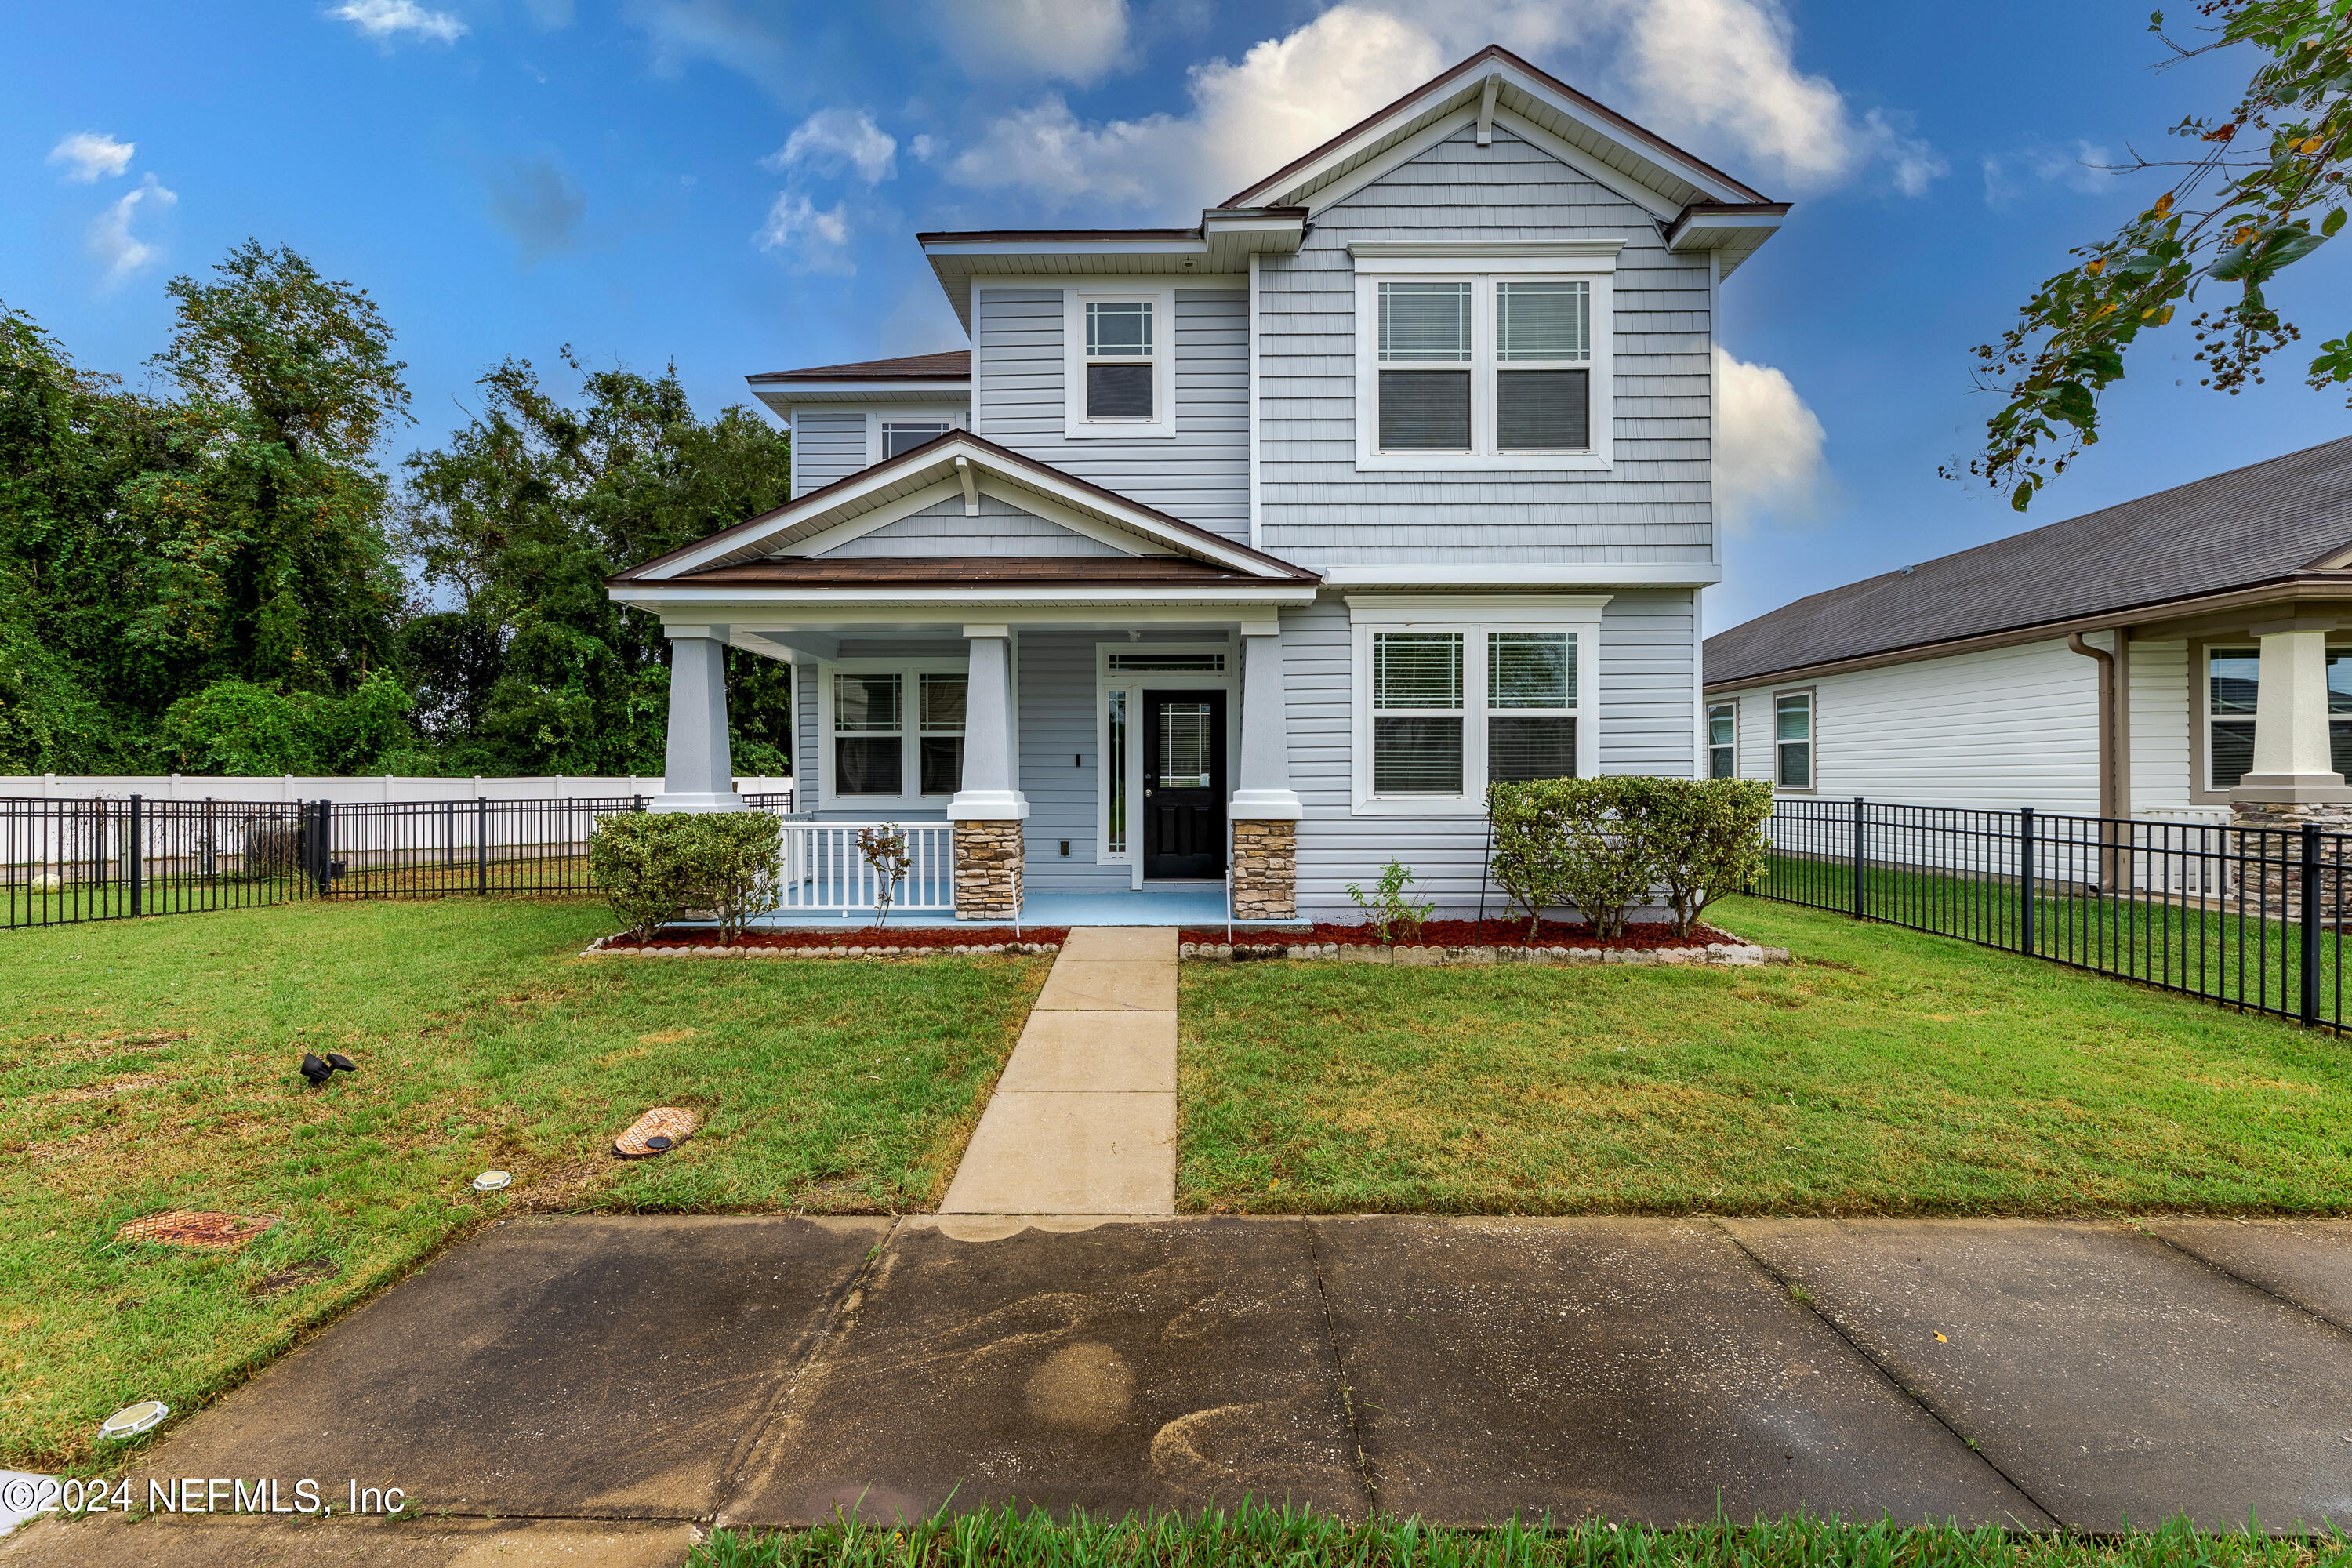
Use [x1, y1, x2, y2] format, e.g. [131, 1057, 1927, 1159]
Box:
[746, 351, 969, 383]
[1705, 435, 2352, 688]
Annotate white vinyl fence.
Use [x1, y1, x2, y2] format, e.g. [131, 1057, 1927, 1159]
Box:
[776, 822, 956, 913]
[0, 774, 792, 806]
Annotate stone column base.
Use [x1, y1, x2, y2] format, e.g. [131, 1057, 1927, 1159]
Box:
[1231, 818, 1298, 921]
[953, 819, 1024, 921]
[2231, 797, 2352, 920]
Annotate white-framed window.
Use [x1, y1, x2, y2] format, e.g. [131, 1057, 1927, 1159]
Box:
[863, 407, 966, 466]
[819, 662, 968, 806]
[1708, 701, 1737, 779]
[1094, 643, 1233, 880]
[2202, 644, 2352, 792]
[1773, 691, 1813, 792]
[1352, 260, 1611, 471]
[1062, 288, 1177, 439]
[1348, 597, 1606, 815]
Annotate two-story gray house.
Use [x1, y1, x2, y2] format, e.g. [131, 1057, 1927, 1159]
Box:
[608, 46, 1786, 924]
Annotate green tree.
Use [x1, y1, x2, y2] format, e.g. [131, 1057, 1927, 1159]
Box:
[399, 352, 793, 775]
[1958, 1, 2352, 509]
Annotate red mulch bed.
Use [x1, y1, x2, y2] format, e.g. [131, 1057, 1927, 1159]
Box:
[1179, 918, 1740, 949]
[606, 925, 1068, 950]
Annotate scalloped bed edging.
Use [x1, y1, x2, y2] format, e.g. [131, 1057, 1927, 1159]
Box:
[580, 937, 1064, 959]
[1180, 938, 1791, 967]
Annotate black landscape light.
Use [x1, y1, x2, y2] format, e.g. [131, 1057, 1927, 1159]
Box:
[325, 1052, 358, 1073]
[299, 1053, 333, 1087]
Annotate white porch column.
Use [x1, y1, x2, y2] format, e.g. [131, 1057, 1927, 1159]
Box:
[1229, 627, 1302, 820]
[651, 625, 746, 813]
[2233, 619, 2352, 804]
[948, 626, 1025, 920]
[1229, 624, 1301, 922]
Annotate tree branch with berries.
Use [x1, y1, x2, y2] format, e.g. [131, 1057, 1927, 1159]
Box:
[1954, 1, 2352, 510]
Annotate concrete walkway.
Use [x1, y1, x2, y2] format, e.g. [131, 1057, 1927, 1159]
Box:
[16, 1215, 2352, 1564]
[938, 928, 1178, 1217]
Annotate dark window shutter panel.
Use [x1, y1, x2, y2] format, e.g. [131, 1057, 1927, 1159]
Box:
[1087, 363, 1154, 418]
[1378, 369, 1472, 451]
[1497, 368, 1589, 451]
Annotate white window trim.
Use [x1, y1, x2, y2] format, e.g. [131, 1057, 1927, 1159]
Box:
[816, 658, 972, 811]
[1347, 596, 1607, 816]
[1707, 700, 1737, 780]
[1772, 688, 1816, 795]
[1094, 641, 1235, 888]
[1063, 287, 1178, 441]
[1352, 261, 1613, 473]
[865, 408, 967, 468]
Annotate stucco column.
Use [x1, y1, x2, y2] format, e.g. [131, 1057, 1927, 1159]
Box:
[650, 626, 745, 813]
[1229, 625, 1301, 922]
[2232, 621, 2352, 804]
[949, 626, 1026, 920]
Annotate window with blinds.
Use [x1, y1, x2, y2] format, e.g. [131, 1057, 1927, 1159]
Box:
[1377, 281, 1472, 452]
[917, 674, 967, 796]
[1487, 632, 1577, 782]
[2205, 645, 2352, 791]
[834, 673, 903, 796]
[1372, 632, 1464, 794]
[1085, 299, 1155, 419]
[1496, 281, 1590, 452]
[1364, 271, 1603, 463]
[1774, 692, 1813, 790]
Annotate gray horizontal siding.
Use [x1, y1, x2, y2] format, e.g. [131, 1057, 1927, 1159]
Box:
[1258, 124, 1715, 568]
[1283, 589, 1698, 916]
[974, 289, 1249, 544]
[818, 492, 1123, 558]
[1017, 632, 1128, 891]
[793, 412, 867, 498]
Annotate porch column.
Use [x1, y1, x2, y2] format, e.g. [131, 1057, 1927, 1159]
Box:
[948, 625, 1026, 920]
[2233, 621, 2351, 805]
[651, 626, 745, 813]
[1229, 625, 1301, 921]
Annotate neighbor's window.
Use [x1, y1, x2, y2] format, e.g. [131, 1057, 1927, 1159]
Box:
[1494, 281, 1591, 452]
[1487, 632, 1577, 782]
[2205, 645, 2352, 790]
[1377, 281, 1472, 452]
[881, 420, 951, 459]
[834, 673, 902, 796]
[1774, 692, 1813, 790]
[1372, 632, 1465, 794]
[1708, 702, 1737, 779]
[917, 674, 967, 796]
[1085, 299, 1155, 420]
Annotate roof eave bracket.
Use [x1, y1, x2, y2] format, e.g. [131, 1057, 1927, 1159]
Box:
[956, 455, 978, 518]
[1475, 73, 1501, 147]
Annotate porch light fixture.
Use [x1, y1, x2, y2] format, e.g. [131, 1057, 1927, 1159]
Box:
[98, 1401, 168, 1440]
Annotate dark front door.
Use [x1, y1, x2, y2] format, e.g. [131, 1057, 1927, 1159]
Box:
[1142, 689, 1226, 879]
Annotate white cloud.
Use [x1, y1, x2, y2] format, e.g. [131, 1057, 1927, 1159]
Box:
[1984, 140, 2118, 209]
[1713, 346, 1827, 533]
[767, 109, 898, 185]
[756, 191, 854, 273]
[48, 132, 135, 183]
[934, 0, 1133, 85]
[626, 0, 796, 98]
[946, 0, 1939, 216]
[946, 5, 1440, 213]
[88, 173, 176, 283]
[328, 0, 468, 44]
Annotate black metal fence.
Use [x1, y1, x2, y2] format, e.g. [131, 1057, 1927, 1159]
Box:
[3, 791, 800, 931]
[1759, 797, 2348, 1031]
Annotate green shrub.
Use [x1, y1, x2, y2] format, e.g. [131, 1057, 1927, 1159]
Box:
[1345, 859, 1433, 942]
[590, 811, 782, 942]
[1486, 775, 1773, 939]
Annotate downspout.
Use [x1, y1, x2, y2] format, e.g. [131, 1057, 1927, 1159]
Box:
[2067, 632, 2120, 891]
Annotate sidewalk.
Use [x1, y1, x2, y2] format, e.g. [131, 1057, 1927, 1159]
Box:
[13, 1214, 2352, 1563]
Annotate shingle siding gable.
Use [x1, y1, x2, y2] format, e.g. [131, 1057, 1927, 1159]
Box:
[1256, 123, 1715, 569]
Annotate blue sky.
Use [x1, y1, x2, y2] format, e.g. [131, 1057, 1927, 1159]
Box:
[5, 1, 2347, 633]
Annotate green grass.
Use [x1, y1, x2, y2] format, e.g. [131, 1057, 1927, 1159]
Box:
[0, 898, 1047, 1473]
[1178, 895, 2352, 1216]
[698, 1504, 2352, 1566]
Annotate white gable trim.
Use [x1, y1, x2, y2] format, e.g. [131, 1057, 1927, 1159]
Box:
[1298, 103, 1686, 227]
[785, 478, 967, 556]
[975, 477, 1173, 555]
[1495, 109, 1688, 223]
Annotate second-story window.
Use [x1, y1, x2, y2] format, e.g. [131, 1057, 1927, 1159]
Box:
[1377, 281, 1472, 452]
[1496, 281, 1590, 451]
[1085, 301, 1154, 419]
[881, 420, 951, 459]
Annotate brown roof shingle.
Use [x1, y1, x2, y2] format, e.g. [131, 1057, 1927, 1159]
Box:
[675, 557, 1264, 586]
[1704, 436, 2352, 688]
[748, 351, 970, 383]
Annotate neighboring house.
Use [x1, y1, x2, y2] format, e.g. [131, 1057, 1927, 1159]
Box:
[1702, 436, 2352, 833]
[608, 46, 1789, 921]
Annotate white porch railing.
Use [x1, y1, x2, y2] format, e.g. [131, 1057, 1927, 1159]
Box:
[2132, 808, 2236, 898]
[775, 821, 956, 913]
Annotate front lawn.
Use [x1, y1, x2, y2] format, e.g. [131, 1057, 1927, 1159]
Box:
[0, 899, 1047, 1472]
[1178, 896, 2352, 1215]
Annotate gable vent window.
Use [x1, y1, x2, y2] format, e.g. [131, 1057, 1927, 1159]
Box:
[881, 420, 951, 459]
[1085, 300, 1155, 419]
[1495, 281, 1590, 452]
[1377, 281, 1472, 452]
